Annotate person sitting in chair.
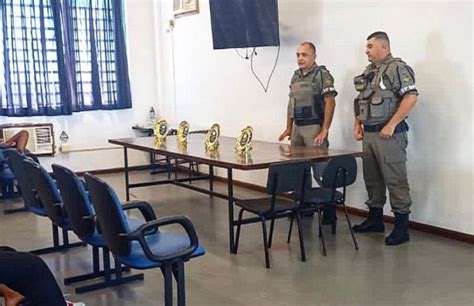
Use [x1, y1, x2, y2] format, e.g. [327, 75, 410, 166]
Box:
[0, 130, 29, 152]
[0, 246, 67, 306]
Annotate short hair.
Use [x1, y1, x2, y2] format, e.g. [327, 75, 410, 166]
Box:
[300, 41, 316, 54]
[367, 31, 390, 48]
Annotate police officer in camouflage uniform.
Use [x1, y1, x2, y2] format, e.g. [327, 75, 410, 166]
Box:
[352, 32, 418, 245]
[279, 41, 337, 223]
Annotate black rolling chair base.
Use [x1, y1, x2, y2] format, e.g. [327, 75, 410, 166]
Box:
[30, 241, 86, 255]
[74, 273, 144, 294]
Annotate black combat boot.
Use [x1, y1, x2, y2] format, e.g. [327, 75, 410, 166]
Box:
[352, 207, 385, 232]
[385, 213, 410, 245]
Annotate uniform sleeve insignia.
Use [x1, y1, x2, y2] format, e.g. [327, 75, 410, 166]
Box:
[402, 74, 411, 83]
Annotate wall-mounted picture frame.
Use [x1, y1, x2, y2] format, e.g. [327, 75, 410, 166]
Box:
[174, 0, 199, 18]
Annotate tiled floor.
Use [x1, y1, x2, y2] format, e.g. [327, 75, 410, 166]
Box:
[0, 170, 473, 305]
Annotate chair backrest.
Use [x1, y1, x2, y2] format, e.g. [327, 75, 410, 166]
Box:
[23, 159, 65, 226]
[4, 149, 40, 209]
[52, 164, 95, 239]
[266, 161, 312, 194]
[0, 149, 14, 179]
[321, 155, 357, 189]
[84, 173, 131, 257]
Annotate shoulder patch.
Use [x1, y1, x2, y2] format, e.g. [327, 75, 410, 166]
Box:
[397, 65, 415, 86]
[320, 69, 334, 87]
[395, 63, 417, 95]
[319, 69, 337, 96]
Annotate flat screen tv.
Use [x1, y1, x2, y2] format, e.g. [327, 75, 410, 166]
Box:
[209, 0, 280, 50]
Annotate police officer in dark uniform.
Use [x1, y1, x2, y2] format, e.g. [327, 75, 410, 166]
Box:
[352, 32, 418, 245]
[279, 41, 337, 222]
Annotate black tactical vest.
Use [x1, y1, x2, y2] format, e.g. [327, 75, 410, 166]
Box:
[354, 58, 403, 125]
[290, 66, 326, 126]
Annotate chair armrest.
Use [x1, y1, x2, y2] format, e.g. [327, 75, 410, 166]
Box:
[87, 215, 102, 234]
[120, 216, 199, 262]
[31, 189, 43, 208]
[82, 214, 97, 229]
[121, 200, 156, 222]
[53, 202, 68, 219]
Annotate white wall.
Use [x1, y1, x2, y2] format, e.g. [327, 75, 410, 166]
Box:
[155, 0, 473, 234]
[1, 0, 160, 171]
[2, 0, 471, 234]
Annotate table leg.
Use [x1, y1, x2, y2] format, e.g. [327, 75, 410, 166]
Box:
[209, 165, 214, 196]
[124, 147, 130, 201]
[227, 168, 236, 253]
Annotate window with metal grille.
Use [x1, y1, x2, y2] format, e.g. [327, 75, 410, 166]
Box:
[0, 0, 131, 116]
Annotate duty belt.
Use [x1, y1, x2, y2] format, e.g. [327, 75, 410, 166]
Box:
[363, 120, 409, 133]
[294, 118, 322, 126]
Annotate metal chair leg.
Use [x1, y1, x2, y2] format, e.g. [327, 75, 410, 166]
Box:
[30, 224, 85, 255]
[234, 209, 245, 253]
[317, 208, 327, 256]
[287, 215, 294, 243]
[103, 248, 112, 282]
[53, 224, 60, 247]
[163, 264, 173, 306]
[62, 227, 69, 245]
[260, 216, 270, 269]
[268, 218, 276, 248]
[93, 246, 100, 273]
[175, 261, 186, 306]
[343, 204, 359, 250]
[295, 211, 306, 262]
[71, 247, 143, 294]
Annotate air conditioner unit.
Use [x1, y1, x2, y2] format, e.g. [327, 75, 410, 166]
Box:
[2, 124, 55, 156]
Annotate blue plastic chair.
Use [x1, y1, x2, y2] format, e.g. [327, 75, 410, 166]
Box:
[5, 150, 45, 216]
[85, 173, 205, 306]
[22, 158, 85, 254]
[52, 164, 150, 293]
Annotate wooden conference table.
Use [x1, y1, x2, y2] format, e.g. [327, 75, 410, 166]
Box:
[109, 134, 362, 253]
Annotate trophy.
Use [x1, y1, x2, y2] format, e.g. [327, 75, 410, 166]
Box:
[235, 126, 253, 154]
[178, 141, 188, 154]
[153, 119, 168, 142]
[206, 149, 220, 160]
[205, 123, 220, 151]
[177, 121, 190, 144]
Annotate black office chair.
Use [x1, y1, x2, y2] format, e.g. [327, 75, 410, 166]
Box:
[234, 161, 311, 269]
[22, 158, 85, 254]
[52, 163, 149, 293]
[290, 155, 359, 256]
[85, 173, 205, 306]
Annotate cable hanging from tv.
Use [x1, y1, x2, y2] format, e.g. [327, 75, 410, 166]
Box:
[235, 46, 280, 93]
